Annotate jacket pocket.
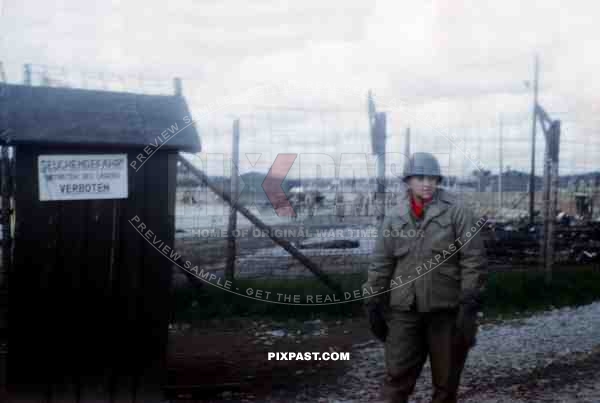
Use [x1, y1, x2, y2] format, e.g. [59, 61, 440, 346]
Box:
[393, 245, 411, 258]
[430, 246, 459, 267]
[429, 214, 456, 251]
[431, 213, 452, 230]
[430, 248, 461, 281]
[436, 263, 461, 281]
[431, 264, 461, 305]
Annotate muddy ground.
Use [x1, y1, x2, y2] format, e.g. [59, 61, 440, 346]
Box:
[166, 316, 371, 401]
[165, 308, 600, 402]
[165, 312, 600, 402]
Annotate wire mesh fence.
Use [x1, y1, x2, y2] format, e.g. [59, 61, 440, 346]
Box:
[5, 60, 600, 282]
[173, 180, 382, 280]
[170, 104, 526, 283]
[170, 98, 600, 283]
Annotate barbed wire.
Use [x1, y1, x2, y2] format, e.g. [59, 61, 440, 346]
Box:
[2, 59, 599, 176]
[1, 60, 179, 95]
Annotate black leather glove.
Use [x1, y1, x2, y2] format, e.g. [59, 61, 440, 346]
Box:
[455, 291, 482, 348]
[366, 301, 388, 342]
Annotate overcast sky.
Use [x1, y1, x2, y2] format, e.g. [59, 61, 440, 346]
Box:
[2, 0, 599, 178]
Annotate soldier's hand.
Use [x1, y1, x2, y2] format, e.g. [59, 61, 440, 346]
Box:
[455, 303, 479, 348]
[366, 302, 388, 342]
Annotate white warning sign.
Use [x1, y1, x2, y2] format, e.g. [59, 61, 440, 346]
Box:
[38, 154, 128, 201]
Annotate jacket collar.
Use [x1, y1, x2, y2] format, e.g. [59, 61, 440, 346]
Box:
[396, 188, 454, 226]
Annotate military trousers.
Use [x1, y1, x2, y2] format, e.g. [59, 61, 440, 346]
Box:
[381, 303, 472, 403]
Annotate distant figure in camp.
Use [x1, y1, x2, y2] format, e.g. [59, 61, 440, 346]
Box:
[335, 193, 345, 222]
[289, 193, 302, 221]
[306, 193, 315, 217]
[354, 192, 365, 216]
[182, 191, 193, 204]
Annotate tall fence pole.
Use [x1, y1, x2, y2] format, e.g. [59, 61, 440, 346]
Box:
[545, 120, 560, 285]
[23, 64, 32, 86]
[537, 103, 560, 285]
[541, 129, 551, 278]
[173, 77, 183, 96]
[368, 91, 388, 223]
[225, 119, 240, 281]
[0, 62, 6, 83]
[498, 116, 503, 215]
[404, 127, 411, 158]
[375, 112, 387, 222]
[529, 54, 539, 225]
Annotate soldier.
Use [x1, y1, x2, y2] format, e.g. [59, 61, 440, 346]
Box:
[363, 152, 487, 403]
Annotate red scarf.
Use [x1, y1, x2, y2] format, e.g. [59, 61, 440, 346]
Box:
[410, 194, 432, 219]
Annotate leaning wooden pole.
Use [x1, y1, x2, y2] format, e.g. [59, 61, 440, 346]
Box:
[177, 154, 344, 296]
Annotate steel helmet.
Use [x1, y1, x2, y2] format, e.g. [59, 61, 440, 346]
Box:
[403, 152, 442, 181]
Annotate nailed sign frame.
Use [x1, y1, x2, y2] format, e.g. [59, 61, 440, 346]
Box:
[37, 154, 129, 201]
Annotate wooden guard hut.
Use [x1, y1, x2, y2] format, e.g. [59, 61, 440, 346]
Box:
[0, 81, 201, 402]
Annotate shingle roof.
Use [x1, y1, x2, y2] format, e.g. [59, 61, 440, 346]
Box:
[0, 83, 201, 152]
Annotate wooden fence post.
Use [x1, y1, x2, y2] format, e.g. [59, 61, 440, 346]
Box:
[225, 119, 240, 281]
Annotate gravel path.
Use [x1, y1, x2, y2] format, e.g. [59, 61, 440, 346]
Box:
[286, 301, 600, 402]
